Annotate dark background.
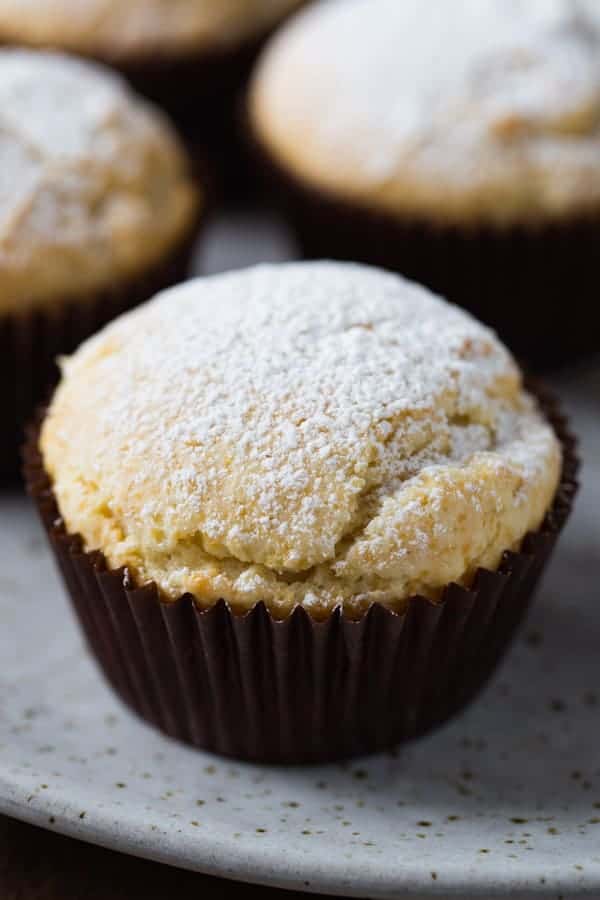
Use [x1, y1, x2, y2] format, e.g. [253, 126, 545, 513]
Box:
[0, 815, 334, 900]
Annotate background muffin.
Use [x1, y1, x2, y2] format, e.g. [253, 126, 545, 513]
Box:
[249, 0, 600, 367]
[0, 49, 200, 478]
[29, 262, 577, 761]
[0, 0, 307, 61]
[0, 0, 308, 193]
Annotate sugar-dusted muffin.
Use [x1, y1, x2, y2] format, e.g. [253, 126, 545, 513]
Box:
[249, 0, 600, 367]
[1, 49, 200, 478]
[30, 262, 577, 762]
[0, 0, 309, 188]
[41, 264, 561, 614]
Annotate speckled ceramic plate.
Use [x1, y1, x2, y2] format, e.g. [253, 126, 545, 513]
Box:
[1, 218, 599, 899]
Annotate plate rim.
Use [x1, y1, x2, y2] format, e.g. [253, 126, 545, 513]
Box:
[2, 773, 599, 899]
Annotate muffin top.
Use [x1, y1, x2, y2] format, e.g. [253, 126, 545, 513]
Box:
[0, 50, 199, 315]
[41, 262, 561, 618]
[0, 1, 305, 61]
[251, 0, 600, 225]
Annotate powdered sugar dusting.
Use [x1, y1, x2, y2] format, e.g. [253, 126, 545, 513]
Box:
[0, 51, 150, 213]
[0, 49, 197, 311]
[43, 262, 561, 612]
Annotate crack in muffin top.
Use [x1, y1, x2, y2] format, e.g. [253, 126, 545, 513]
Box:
[41, 262, 561, 616]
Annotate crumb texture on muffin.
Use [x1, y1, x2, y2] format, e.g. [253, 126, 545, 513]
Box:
[0, 50, 199, 314]
[41, 262, 561, 617]
[251, 0, 600, 225]
[0, 0, 305, 59]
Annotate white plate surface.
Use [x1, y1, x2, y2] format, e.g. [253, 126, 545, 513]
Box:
[1, 217, 599, 899]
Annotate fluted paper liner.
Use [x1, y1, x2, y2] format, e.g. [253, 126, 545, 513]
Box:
[1, 230, 198, 481]
[25, 386, 578, 763]
[247, 119, 600, 369]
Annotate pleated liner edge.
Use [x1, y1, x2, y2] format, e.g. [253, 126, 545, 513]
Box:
[24, 384, 579, 764]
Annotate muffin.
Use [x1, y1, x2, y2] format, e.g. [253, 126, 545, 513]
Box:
[27, 262, 577, 762]
[0, 0, 308, 190]
[0, 49, 200, 479]
[249, 0, 600, 368]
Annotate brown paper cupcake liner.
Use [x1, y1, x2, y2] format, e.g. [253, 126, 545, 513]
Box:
[121, 35, 274, 142]
[1, 229, 198, 482]
[247, 122, 600, 370]
[25, 385, 578, 764]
